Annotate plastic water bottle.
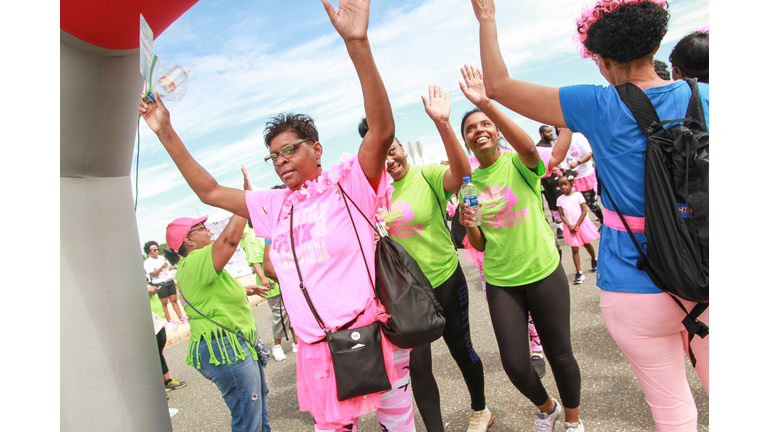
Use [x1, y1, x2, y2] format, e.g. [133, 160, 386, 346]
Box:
[460, 176, 481, 227]
[156, 66, 189, 97]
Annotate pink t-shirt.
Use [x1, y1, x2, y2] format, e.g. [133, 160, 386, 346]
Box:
[556, 192, 586, 225]
[245, 154, 392, 343]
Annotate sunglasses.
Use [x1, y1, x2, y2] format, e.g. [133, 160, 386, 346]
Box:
[187, 224, 209, 236]
[264, 138, 312, 165]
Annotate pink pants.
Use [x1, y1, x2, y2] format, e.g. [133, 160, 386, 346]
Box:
[600, 291, 709, 432]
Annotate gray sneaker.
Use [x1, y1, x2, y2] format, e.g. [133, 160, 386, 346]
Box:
[573, 272, 585, 285]
[531, 354, 546, 378]
[535, 398, 562, 432]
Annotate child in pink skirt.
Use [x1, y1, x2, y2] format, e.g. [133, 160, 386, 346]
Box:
[556, 171, 599, 284]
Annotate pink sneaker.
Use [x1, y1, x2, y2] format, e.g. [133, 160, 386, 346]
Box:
[180, 316, 188, 323]
[164, 322, 178, 332]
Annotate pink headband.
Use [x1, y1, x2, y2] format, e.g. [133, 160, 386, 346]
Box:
[573, 0, 669, 60]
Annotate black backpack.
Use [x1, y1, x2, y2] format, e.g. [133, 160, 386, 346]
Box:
[600, 78, 709, 364]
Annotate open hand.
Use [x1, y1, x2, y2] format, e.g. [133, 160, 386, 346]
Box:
[242, 166, 253, 191]
[244, 285, 269, 298]
[470, 0, 496, 22]
[321, 0, 369, 43]
[421, 85, 451, 123]
[459, 65, 489, 107]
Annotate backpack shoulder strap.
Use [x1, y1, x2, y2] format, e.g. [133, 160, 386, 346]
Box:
[683, 78, 708, 132]
[615, 83, 661, 138]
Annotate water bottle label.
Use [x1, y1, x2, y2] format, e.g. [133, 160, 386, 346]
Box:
[463, 196, 478, 207]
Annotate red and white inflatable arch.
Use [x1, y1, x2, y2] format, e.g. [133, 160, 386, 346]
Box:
[61, 2, 197, 431]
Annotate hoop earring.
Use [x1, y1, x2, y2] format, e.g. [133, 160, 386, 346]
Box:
[404, 152, 408, 158]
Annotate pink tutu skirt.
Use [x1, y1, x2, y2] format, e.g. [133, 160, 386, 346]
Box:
[573, 172, 598, 193]
[563, 217, 600, 247]
[295, 297, 400, 429]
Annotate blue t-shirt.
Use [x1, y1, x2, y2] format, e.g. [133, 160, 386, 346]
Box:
[559, 80, 709, 293]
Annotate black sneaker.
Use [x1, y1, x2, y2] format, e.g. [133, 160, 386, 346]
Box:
[556, 228, 563, 239]
[573, 272, 585, 284]
[531, 354, 546, 378]
[590, 258, 598, 272]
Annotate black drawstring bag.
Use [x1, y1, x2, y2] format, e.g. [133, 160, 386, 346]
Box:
[339, 185, 446, 349]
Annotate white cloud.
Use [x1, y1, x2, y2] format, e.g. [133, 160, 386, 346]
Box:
[134, 0, 708, 244]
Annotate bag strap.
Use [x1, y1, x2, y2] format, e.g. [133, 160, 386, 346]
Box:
[289, 207, 328, 332]
[337, 184, 376, 293]
[421, 171, 458, 250]
[177, 285, 258, 351]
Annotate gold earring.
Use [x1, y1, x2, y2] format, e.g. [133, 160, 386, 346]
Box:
[404, 152, 408, 158]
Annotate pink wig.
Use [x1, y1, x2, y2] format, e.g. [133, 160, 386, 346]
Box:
[573, 0, 669, 60]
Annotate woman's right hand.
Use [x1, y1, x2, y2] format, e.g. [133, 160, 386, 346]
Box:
[459, 64, 490, 107]
[458, 202, 480, 227]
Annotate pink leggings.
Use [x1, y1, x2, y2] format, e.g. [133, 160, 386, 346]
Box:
[315, 348, 416, 432]
[600, 291, 709, 432]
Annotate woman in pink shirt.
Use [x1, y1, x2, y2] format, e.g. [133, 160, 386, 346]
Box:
[139, 1, 415, 431]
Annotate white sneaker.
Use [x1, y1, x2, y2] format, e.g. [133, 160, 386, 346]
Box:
[535, 398, 562, 432]
[563, 421, 584, 432]
[467, 407, 494, 432]
[272, 344, 286, 362]
[291, 343, 298, 353]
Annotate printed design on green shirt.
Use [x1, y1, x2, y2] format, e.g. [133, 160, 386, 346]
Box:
[479, 184, 530, 228]
[379, 198, 423, 239]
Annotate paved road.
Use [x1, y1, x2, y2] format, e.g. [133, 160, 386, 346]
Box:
[163, 217, 708, 431]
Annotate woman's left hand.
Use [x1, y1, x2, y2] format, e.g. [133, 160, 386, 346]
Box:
[321, 0, 369, 43]
[422, 85, 451, 123]
[244, 285, 269, 298]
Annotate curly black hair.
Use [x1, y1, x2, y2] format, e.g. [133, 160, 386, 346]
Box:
[669, 31, 708, 83]
[654, 60, 670, 80]
[143, 240, 159, 255]
[263, 113, 319, 148]
[583, 1, 669, 63]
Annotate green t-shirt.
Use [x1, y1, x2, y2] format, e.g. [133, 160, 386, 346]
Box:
[379, 164, 458, 287]
[240, 225, 261, 265]
[149, 291, 164, 317]
[176, 244, 260, 368]
[468, 152, 559, 286]
[251, 236, 281, 298]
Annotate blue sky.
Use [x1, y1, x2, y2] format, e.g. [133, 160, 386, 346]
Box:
[132, 0, 709, 247]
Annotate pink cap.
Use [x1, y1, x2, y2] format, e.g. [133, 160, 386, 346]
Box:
[166, 215, 208, 251]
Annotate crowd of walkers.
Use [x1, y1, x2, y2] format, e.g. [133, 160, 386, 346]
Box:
[138, 0, 708, 431]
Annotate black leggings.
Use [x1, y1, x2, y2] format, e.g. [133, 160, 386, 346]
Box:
[410, 264, 485, 432]
[581, 189, 603, 224]
[486, 263, 581, 409]
[156, 327, 169, 375]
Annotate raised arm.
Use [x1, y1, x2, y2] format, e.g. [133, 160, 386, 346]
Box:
[322, 0, 394, 189]
[421, 85, 472, 192]
[470, 0, 566, 127]
[139, 94, 249, 218]
[550, 127, 573, 171]
[459, 65, 540, 169]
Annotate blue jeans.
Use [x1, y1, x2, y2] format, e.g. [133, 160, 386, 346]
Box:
[197, 336, 271, 432]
